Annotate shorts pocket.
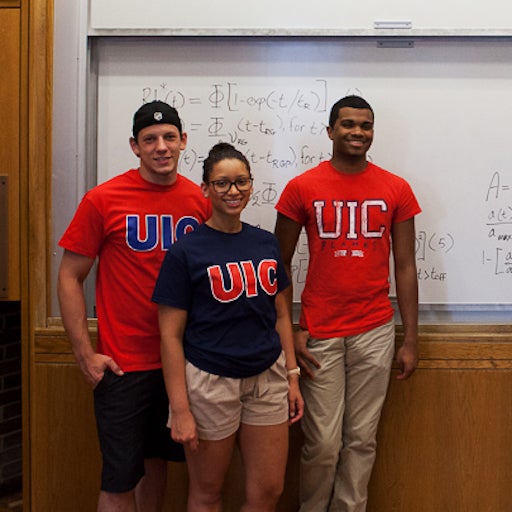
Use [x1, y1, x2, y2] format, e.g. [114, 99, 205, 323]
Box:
[94, 369, 114, 394]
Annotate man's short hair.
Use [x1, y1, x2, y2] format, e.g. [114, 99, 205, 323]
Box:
[329, 96, 374, 128]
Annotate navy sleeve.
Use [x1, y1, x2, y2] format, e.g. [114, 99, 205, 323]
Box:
[152, 246, 192, 310]
[270, 235, 290, 293]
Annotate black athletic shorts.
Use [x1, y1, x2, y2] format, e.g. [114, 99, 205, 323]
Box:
[93, 368, 185, 493]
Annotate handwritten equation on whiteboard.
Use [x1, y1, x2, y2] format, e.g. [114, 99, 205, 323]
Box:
[142, 80, 329, 115]
[483, 171, 512, 275]
[415, 230, 454, 283]
[142, 80, 330, 163]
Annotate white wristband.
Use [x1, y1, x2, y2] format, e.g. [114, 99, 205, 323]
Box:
[287, 367, 301, 377]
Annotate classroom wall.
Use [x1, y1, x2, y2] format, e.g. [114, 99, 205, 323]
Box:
[33, 2, 512, 511]
[52, 0, 512, 321]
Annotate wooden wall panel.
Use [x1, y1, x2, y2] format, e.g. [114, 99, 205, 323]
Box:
[0, 7, 20, 299]
[31, 363, 100, 510]
[368, 369, 512, 512]
[31, 325, 512, 511]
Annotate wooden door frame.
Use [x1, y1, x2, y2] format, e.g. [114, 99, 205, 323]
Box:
[21, 0, 53, 509]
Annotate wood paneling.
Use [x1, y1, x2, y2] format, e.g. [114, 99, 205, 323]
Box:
[31, 325, 512, 511]
[31, 363, 100, 509]
[369, 369, 512, 512]
[0, 1, 21, 8]
[21, 0, 54, 510]
[0, 8, 20, 299]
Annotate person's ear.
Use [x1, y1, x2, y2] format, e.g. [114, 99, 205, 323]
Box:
[129, 136, 140, 157]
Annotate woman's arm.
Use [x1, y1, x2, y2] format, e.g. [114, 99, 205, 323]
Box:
[158, 304, 199, 451]
[275, 292, 304, 424]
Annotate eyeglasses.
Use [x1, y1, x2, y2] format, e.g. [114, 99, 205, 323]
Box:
[208, 177, 253, 194]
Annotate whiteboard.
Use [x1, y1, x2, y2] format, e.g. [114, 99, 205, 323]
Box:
[94, 37, 512, 304]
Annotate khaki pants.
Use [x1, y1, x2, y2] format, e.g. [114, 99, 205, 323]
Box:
[299, 320, 395, 512]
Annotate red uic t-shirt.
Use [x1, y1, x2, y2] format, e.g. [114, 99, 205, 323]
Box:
[59, 169, 210, 371]
[276, 161, 421, 338]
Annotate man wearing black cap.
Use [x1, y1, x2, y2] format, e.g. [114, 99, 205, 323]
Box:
[57, 101, 210, 511]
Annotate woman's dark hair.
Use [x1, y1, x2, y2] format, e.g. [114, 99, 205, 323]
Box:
[202, 142, 251, 182]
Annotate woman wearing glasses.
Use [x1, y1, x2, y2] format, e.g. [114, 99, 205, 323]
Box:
[153, 142, 303, 512]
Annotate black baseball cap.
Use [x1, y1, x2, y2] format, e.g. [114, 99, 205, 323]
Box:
[132, 100, 182, 139]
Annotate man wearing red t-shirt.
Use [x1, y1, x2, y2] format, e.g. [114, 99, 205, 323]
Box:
[57, 101, 210, 512]
[275, 96, 421, 512]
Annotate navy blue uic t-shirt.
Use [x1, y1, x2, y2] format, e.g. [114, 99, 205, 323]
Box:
[152, 223, 290, 378]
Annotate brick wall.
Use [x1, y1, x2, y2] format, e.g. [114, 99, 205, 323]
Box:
[0, 302, 22, 496]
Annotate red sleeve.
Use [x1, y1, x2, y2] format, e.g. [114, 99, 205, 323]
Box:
[275, 177, 307, 225]
[394, 179, 422, 223]
[58, 193, 105, 258]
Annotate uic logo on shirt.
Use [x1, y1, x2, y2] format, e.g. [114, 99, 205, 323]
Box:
[125, 214, 200, 251]
[314, 199, 388, 239]
[208, 260, 278, 302]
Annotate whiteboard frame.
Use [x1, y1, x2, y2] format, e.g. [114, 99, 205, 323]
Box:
[88, 28, 512, 37]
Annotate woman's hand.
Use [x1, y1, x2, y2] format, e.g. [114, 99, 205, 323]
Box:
[287, 376, 304, 425]
[171, 409, 199, 452]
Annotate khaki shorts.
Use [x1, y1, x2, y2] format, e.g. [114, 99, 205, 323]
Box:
[169, 352, 289, 441]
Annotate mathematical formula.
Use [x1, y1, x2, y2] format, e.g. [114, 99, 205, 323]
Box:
[483, 171, 512, 278]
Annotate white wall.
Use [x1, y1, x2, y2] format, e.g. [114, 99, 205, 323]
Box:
[89, 0, 512, 35]
[51, 0, 92, 315]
